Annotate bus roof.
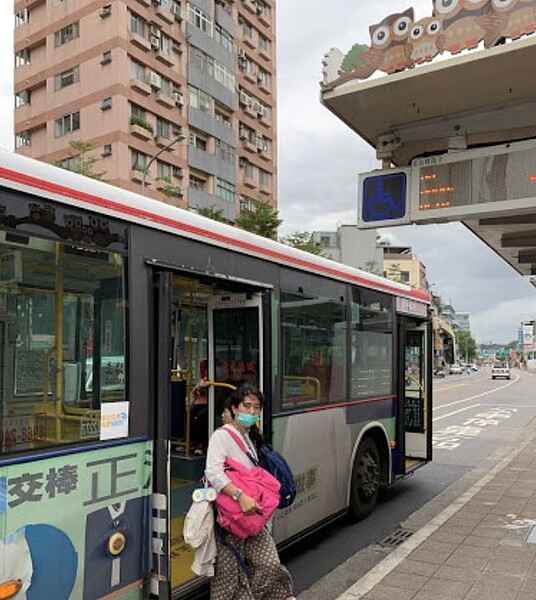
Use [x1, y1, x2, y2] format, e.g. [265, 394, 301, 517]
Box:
[0, 149, 430, 304]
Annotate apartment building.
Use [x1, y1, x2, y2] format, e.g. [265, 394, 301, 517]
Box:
[13, 0, 277, 222]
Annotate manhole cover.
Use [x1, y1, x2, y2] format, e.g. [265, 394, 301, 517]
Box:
[378, 526, 413, 548]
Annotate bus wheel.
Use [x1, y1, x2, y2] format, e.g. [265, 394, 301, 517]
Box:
[349, 436, 380, 520]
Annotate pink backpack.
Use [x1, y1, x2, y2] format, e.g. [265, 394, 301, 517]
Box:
[214, 428, 281, 538]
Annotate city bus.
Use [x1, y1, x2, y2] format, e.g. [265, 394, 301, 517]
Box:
[0, 150, 432, 600]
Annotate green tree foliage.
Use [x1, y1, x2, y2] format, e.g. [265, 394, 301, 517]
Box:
[195, 205, 227, 223]
[235, 198, 282, 240]
[340, 43, 370, 73]
[385, 263, 403, 283]
[363, 260, 382, 276]
[54, 140, 106, 180]
[456, 330, 477, 362]
[280, 231, 322, 255]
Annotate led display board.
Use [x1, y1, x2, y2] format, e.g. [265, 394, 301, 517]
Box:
[411, 139, 536, 223]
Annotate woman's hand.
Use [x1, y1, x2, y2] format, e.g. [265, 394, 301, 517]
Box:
[238, 492, 261, 515]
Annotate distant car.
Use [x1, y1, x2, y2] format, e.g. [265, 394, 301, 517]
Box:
[449, 364, 463, 375]
[491, 361, 510, 380]
[468, 364, 479, 371]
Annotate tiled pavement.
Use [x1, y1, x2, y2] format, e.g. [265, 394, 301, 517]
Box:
[335, 410, 536, 599]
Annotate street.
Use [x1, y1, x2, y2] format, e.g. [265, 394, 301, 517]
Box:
[289, 367, 536, 599]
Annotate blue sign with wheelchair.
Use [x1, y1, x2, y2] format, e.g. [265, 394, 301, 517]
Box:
[362, 172, 407, 222]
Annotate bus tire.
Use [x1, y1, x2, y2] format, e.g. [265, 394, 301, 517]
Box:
[349, 436, 380, 520]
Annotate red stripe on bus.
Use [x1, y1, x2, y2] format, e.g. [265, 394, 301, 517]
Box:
[0, 167, 430, 302]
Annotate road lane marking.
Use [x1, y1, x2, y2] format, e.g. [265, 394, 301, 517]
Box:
[432, 403, 481, 421]
[434, 375, 518, 411]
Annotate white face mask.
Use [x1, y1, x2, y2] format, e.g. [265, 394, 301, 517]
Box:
[0, 527, 33, 599]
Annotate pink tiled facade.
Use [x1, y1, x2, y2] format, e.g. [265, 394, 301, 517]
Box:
[14, 0, 277, 219]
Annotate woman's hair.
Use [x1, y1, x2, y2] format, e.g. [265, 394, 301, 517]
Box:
[228, 383, 264, 410]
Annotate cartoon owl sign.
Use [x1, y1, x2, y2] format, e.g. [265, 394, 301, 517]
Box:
[322, 0, 536, 88]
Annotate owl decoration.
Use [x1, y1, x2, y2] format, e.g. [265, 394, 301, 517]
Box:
[331, 8, 415, 83]
[433, 0, 492, 53]
[405, 17, 445, 64]
[484, 0, 536, 47]
[374, 8, 416, 74]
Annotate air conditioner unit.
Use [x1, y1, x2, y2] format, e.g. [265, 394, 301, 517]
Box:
[150, 36, 160, 50]
[173, 91, 184, 106]
[149, 24, 161, 37]
[149, 72, 162, 89]
[239, 91, 249, 106]
[239, 157, 248, 167]
[239, 128, 248, 140]
[100, 4, 112, 17]
[238, 48, 246, 59]
[256, 136, 264, 151]
[257, 104, 265, 118]
[257, 72, 263, 83]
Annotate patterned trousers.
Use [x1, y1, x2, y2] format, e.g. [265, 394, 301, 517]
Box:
[210, 527, 294, 600]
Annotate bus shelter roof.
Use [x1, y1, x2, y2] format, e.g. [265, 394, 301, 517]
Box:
[320, 36, 536, 283]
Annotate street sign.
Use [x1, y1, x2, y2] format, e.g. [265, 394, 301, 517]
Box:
[358, 169, 411, 229]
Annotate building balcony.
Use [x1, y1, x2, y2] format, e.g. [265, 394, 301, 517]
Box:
[154, 4, 174, 24]
[130, 123, 153, 140]
[130, 169, 147, 184]
[155, 92, 175, 108]
[130, 78, 151, 96]
[129, 32, 151, 52]
[155, 50, 174, 67]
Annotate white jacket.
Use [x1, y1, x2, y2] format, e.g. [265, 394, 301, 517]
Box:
[183, 500, 217, 577]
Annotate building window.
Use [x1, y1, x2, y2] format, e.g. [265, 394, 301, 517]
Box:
[215, 139, 234, 164]
[189, 86, 213, 114]
[216, 178, 235, 203]
[156, 117, 173, 139]
[215, 107, 231, 127]
[101, 96, 113, 111]
[259, 169, 270, 188]
[213, 62, 234, 92]
[189, 48, 234, 92]
[130, 59, 146, 82]
[129, 12, 145, 36]
[257, 68, 269, 87]
[190, 175, 206, 191]
[101, 51, 112, 65]
[189, 132, 207, 152]
[215, 24, 233, 53]
[187, 5, 213, 35]
[57, 156, 81, 171]
[243, 161, 254, 180]
[54, 111, 80, 138]
[15, 50, 30, 68]
[131, 149, 148, 171]
[259, 34, 269, 53]
[15, 90, 30, 108]
[54, 65, 80, 90]
[15, 132, 31, 148]
[54, 21, 80, 47]
[157, 161, 172, 181]
[400, 271, 410, 283]
[241, 20, 253, 39]
[130, 103, 147, 121]
[15, 9, 31, 27]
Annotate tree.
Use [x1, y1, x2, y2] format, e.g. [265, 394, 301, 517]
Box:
[280, 231, 322, 255]
[385, 262, 403, 283]
[235, 198, 282, 240]
[363, 260, 382, 276]
[456, 330, 477, 362]
[195, 205, 227, 223]
[54, 140, 106, 180]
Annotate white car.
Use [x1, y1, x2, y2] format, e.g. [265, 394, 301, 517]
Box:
[491, 361, 510, 380]
[449, 364, 463, 375]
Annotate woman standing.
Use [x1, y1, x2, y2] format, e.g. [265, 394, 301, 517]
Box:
[205, 384, 296, 600]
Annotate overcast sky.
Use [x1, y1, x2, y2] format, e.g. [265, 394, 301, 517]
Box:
[2, 2, 535, 344]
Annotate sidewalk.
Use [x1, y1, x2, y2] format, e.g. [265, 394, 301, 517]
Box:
[330, 414, 536, 599]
